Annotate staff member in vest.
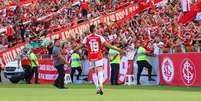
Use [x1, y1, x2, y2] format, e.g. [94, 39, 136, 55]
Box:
[52, 39, 67, 89]
[18, 48, 32, 84]
[70, 51, 82, 83]
[109, 41, 121, 85]
[136, 41, 155, 85]
[29, 48, 39, 84]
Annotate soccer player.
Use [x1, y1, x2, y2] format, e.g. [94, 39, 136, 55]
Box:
[73, 25, 124, 95]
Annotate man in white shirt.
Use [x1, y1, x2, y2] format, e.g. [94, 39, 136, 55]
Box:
[153, 36, 164, 56]
[181, 0, 191, 13]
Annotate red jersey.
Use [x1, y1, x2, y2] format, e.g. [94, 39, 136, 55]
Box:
[83, 34, 106, 61]
[7, 25, 14, 37]
[22, 58, 30, 66]
[81, 1, 88, 10]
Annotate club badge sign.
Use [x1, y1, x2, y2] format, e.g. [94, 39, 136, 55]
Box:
[180, 58, 196, 86]
[161, 58, 174, 83]
[159, 53, 201, 86]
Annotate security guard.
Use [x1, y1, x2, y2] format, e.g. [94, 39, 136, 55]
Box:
[136, 41, 155, 85]
[29, 48, 39, 84]
[109, 42, 121, 85]
[70, 51, 82, 83]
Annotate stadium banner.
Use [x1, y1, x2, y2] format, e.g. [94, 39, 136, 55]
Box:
[48, 0, 164, 40]
[33, 57, 133, 84]
[48, 2, 148, 40]
[87, 56, 133, 84]
[37, 56, 160, 85]
[0, 43, 28, 67]
[35, 60, 71, 84]
[159, 53, 201, 86]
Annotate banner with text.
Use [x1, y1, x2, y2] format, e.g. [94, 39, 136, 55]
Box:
[48, 3, 147, 40]
[34, 57, 133, 84]
[36, 60, 71, 84]
[0, 43, 28, 67]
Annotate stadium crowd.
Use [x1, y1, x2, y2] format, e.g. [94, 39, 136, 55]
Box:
[0, 0, 200, 57]
[0, 0, 130, 49]
[0, 0, 200, 87]
[55, 0, 201, 60]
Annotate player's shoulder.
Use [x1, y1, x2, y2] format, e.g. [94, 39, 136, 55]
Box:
[85, 34, 93, 38]
[86, 33, 103, 38]
[95, 34, 103, 37]
[93, 33, 105, 39]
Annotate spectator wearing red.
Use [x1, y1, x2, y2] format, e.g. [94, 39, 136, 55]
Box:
[7, 24, 14, 43]
[162, 34, 172, 53]
[183, 32, 193, 52]
[138, 0, 149, 8]
[80, 0, 89, 18]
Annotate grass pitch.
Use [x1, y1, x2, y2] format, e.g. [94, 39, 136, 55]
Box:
[0, 84, 201, 101]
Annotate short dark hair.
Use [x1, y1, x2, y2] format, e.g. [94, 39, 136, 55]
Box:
[90, 25, 96, 33]
[54, 38, 60, 44]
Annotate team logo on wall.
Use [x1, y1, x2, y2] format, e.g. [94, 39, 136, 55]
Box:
[180, 58, 196, 86]
[162, 58, 174, 83]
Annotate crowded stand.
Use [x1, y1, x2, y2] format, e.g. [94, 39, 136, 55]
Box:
[0, 0, 130, 49]
[0, 0, 200, 88]
[0, 0, 200, 54]
[0, 0, 200, 69]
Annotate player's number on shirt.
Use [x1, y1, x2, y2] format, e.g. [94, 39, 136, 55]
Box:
[89, 41, 99, 52]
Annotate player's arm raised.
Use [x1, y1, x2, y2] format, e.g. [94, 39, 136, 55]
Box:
[73, 44, 85, 52]
[72, 36, 87, 52]
[103, 42, 124, 54]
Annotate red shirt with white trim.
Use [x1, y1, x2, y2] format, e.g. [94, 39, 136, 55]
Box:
[82, 33, 106, 61]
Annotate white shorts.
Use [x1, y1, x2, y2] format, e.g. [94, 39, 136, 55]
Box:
[88, 59, 103, 68]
